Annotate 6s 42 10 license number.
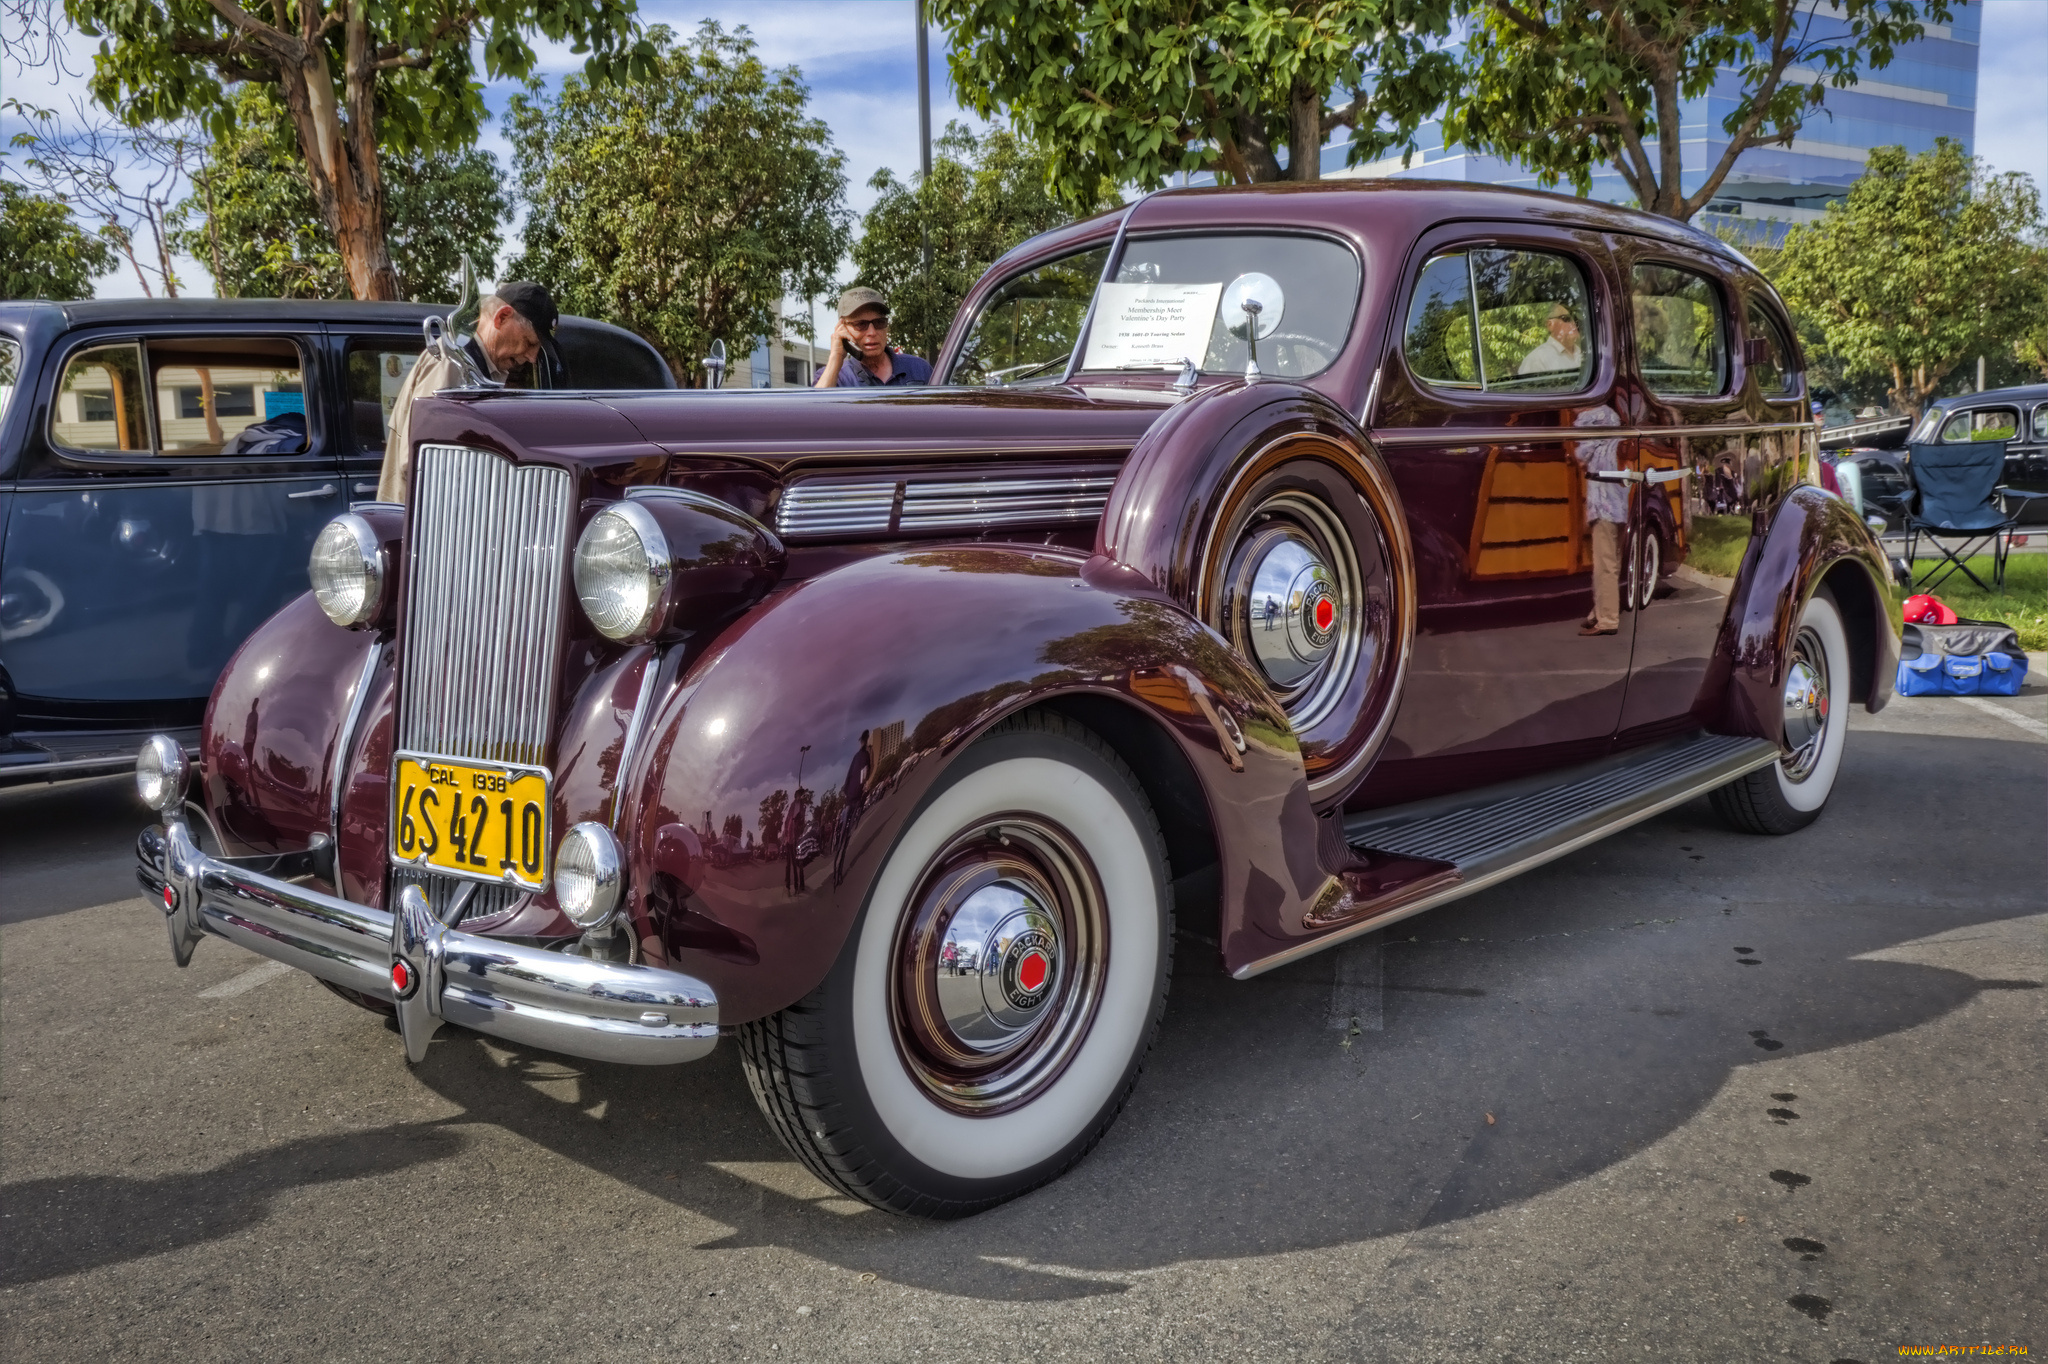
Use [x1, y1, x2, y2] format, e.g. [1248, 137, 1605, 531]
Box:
[390, 753, 551, 889]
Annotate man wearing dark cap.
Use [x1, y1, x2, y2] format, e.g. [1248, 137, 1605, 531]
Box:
[376, 280, 561, 502]
[813, 286, 932, 388]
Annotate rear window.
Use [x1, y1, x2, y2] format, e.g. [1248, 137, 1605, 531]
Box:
[0, 338, 18, 427]
[1745, 301, 1798, 396]
[1632, 264, 1727, 396]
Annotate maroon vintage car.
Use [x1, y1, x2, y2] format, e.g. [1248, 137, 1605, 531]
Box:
[135, 181, 1897, 1218]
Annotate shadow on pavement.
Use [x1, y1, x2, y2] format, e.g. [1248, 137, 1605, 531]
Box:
[0, 773, 151, 924]
[9, 727, 2037, 1300]
[0, 1122, 467, 1287]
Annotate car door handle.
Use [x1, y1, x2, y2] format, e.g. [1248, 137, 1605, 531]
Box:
[351, 480, 380, 497]
[1645, 468, 1690, 485]
[288, 483, 339, 500]
[1590, 470, 1643, 483]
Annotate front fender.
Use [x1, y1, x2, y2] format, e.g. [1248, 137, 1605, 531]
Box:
[619, 545, 1330, 1024]
[1722, 486, 1900, 742]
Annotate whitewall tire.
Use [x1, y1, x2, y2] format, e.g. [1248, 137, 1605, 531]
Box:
[1711, 588, 1851, 834]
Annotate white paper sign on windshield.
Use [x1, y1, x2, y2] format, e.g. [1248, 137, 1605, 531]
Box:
[1082, 282, 1223, 371]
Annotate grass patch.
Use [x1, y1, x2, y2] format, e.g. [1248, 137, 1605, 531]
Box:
[1898, 551, 2048, 652]
[1689, 514, 1752, 580]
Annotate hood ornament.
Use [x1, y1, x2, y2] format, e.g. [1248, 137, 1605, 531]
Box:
[421, 253, 500, 389]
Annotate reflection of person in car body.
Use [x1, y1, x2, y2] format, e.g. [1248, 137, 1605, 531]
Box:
[1571, 404, 1627, 636]
[1519, 304, 1583, 377]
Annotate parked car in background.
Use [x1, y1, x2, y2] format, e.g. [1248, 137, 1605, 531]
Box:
[0, 300, 671, 786]
[1907, 383, 2048, 525]
[136, 181, 1897, 1219]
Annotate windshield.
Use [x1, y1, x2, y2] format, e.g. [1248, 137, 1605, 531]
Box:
[1081, 233, 1359, 379]
[948, 232, 1360, 386]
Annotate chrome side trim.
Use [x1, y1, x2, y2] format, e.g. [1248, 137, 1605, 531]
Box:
[1368, 420, 1814, 448]
[330, 640, 385, 851]
[140, 812, 718, 1066]
[777, 482, 897, 537]
[1231, 733, 1779, 979]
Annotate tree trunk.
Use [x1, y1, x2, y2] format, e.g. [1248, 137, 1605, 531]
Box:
[1287, 83, 1322, 182]
[273, 10, 400, 301]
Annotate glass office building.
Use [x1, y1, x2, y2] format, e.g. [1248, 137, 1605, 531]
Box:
[1330, 5, 1979, 226]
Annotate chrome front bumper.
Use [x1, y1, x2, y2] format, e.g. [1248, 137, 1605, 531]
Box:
[136, 816, 718, 1066]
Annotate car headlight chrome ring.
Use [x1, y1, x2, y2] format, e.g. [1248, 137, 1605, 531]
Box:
[308, 513, 386, 630]
[574, 501, 671, 643]
[136, 734, 190, 815]
[555, 822, 624, 930]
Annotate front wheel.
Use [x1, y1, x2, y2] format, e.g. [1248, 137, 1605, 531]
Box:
[1711, 588, 1850, 834]
[738, 710, 1173, 1218]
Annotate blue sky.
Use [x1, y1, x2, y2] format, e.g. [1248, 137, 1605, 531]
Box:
[17, 0, 2047, 309]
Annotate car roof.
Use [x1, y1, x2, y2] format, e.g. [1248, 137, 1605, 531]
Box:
[1931, 382, 2048, 410]
[0, 298, 448, 326]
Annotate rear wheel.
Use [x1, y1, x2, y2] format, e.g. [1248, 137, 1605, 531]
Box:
[738, 710, 1173, 1218]
[1711, 589, 1850, 834]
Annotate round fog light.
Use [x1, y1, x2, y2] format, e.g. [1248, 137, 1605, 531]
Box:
[556, 822, 624, 929]
[136, 734, 190, 815]
[309, 513, 386, 629]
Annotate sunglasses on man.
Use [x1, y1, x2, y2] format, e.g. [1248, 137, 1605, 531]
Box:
[846, 316, 890, 332]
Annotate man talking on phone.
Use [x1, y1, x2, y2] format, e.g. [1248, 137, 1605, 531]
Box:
[813, 287, 932, 388]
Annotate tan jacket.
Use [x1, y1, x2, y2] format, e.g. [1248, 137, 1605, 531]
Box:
[375, 347, 473, 504]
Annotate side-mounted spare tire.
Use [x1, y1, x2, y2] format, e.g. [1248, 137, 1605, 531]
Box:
[737, 709, 1174, 1218]
[1099, 385, 1416, 807]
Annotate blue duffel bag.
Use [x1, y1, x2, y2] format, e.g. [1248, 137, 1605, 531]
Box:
[1895, 617, 2029, 696]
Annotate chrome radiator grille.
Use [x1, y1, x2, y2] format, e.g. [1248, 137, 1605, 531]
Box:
[775, 474, 1117, 540]
[398, 443, 573, 767]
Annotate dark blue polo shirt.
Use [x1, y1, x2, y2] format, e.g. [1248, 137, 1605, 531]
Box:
[837, 350, 933, 387]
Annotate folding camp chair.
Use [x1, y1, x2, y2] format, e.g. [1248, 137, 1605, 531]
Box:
[1902, 440, 2048, 592]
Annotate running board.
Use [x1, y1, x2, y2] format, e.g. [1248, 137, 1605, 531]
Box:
[1231, 732, 1779, 979]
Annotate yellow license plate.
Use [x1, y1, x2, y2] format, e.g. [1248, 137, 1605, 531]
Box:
[391, 753, 552, 889]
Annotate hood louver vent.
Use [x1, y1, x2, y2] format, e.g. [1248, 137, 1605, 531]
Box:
[776, 474, 1116, 541]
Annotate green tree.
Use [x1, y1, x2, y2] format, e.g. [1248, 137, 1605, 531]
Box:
[507, 22, 849, 385]
[0, 181, 118, 299]
[1772, 140, 2046, 419]
[170, 87, 506, 300]
[851, 123, 1107, 364]
[933, 0, 1459, 211]
[1437, 0, 1951, 222]
[64, 0, 650, 300]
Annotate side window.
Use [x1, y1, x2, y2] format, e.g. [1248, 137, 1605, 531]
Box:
[148, 337, 307, 456]
[947, 246, 1108, 385]
[1745, 301, 1797, 396]
[1632, 264, 1727, 396]
[1403, 247, 1593, 394]
[0, 337, 19, 426]
[2033, 405, 2048, 442]
[346, 341, 424, 451]
[51, 342, 151, 452]
[1941, 407, 2019, 442]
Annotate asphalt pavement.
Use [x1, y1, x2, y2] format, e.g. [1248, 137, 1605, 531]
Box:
[2, 684, 2042, 1363]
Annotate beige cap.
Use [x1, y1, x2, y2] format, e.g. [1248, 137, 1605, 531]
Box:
[836, 286, 889, 319]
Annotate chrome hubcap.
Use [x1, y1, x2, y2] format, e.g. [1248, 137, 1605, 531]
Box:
[891, 818, 1107, 1114]
[1781, 626, 1831, 781]
[1219, 494, 1362, 730]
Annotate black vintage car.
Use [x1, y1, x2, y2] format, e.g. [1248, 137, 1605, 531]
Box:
[0, 299, 671, 786]
[1906, 382, 2048, 525]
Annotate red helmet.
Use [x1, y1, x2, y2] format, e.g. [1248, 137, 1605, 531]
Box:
[1901, 594, 1958, 626]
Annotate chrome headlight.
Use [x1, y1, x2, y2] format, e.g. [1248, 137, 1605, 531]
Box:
[555, 822, 624, 929]
[136, 734, 190, 815]
[308, 513, 385, 629]
[573, 501, 671, 642]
